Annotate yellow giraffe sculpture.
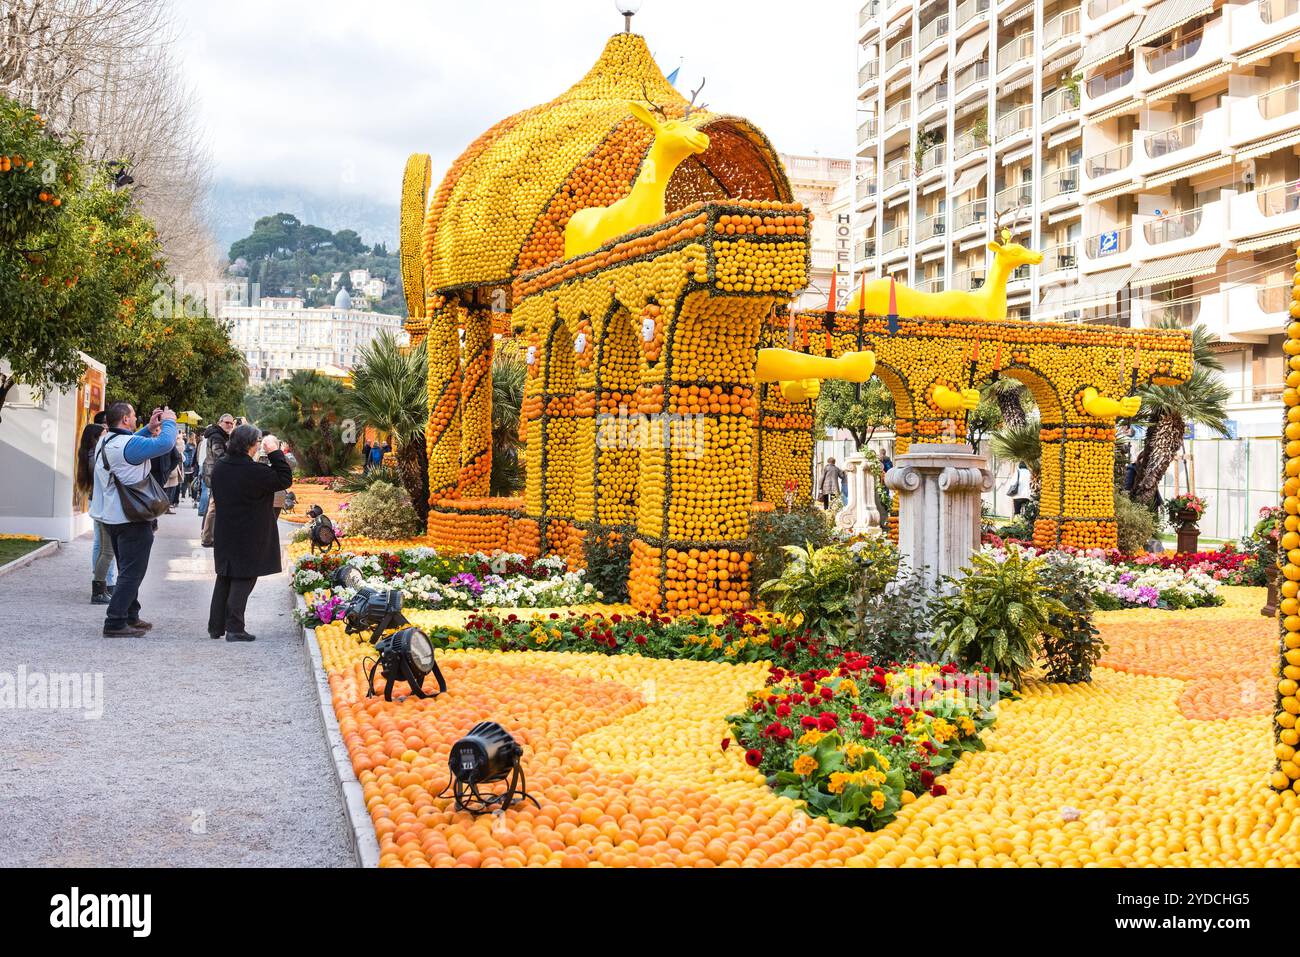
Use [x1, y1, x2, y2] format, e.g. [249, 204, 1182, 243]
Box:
[845, 231, 1044, 321]
[564, 85, 710, 260]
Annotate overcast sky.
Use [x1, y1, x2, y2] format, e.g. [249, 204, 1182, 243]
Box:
[174, 0, 859, 201]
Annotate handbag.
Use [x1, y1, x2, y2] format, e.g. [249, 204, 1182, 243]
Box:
[100, 438, 171, 522]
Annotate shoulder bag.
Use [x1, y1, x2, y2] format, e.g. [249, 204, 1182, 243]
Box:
[100, 437, 171, 522]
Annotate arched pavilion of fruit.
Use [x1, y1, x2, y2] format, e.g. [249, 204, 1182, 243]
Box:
[397, 32, 1195, 617]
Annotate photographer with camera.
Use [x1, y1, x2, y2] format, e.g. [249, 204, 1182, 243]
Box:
[89, 402, 178, 637]
[206, 424, 293, 642]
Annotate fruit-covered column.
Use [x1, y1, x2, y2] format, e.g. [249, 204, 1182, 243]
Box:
[458, 307, 494, 496]
[755, 311, 813, 506]
[1274, 271, 1300, 794]
[425, 296, 463, 504]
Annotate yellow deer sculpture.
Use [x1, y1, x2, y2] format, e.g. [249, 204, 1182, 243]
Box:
[564, 83, 711, 260]
[845, 232, 1044, 321]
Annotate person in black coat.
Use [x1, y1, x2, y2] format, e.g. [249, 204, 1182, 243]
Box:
[207, 424, 293, 642]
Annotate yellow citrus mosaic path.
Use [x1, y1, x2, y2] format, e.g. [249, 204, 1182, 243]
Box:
[310, 585, 1298, 866]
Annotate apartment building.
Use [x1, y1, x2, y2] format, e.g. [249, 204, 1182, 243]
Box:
[221, 294, 403, 385]
[779, 153, 855, 309]
[853, 0, 1085, 319]
[1073, 0, 1300, 435]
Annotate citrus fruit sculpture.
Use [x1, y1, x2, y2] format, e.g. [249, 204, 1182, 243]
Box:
[398, 30, 1196, 608]
[1274, 251, 1300, 793]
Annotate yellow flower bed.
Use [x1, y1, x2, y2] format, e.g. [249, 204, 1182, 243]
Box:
[308, 591, 1298, 867]
[0, 533, 42, 541]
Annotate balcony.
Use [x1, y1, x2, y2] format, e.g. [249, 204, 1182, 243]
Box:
[997, 33, 1035, 77]
[1086, 60, 1134, 103]
[855, 176, 879, 203]
[916, 210, 947, 243]
[1230, 78, 1300, 152]
[855, 238, 877, 261]
[883, 159, 910, 191]
[955, 0, 990, 31]
[952, 268, 986, 291]
[1083, 225, 1132, 266]
[883, 99, 912, 134]
[1087, 0, 1126, 21]
[1223, 281, 1292, 338]
[881, 226, 908, 255]
[954, 59, 989, 101]
[995, 104, 1033, 142]
[1134, 108, 1226, 181]
[860, 0, 882, 28]
[952, 199, 988, 232]
[1135, 18, 1228, 96]
[918, 276, 947, 293]
[920, 13, 950, 52]
[1041, 87, 1079, 126]
[1229, 0, 1300, 58]
[1039, 241, 1079, 278]
[1043, 8, 1081, 48]
[917, 81, 949, 116]
[995, 181, 1033, 211]
[885, 37, 913, 74]
[1134, 196, 1229, 259]
[858, 61, 880, 90]
[1229, 180, 1300, 246]
[1083, 141, 1134, 193]
[858, 117, 878, 145]
[918, 142, 947, 176]
[1042, 165, 1079, 203]
[953, 128, 988, 162]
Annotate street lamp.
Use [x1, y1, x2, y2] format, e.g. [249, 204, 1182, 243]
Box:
[614, 0, 642, 32]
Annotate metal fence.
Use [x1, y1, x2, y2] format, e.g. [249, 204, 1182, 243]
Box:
[1144, 436, 1282, 543]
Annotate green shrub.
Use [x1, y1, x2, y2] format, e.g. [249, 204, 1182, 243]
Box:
[758, 543, 858, 641]
[855, 571, 938, 664]
[1036, 552, 1106, 683]
[582, 525, 631, 603]
[932, 549, 1065, 689]
[1114, 492, 1156, 553]
[341, 480, 421, 540]
[748, 506, 835, 586]
[336, 465, 402, 493]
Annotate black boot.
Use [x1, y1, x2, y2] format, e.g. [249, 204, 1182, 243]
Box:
[106, 583, 115, 597]
[91, 581, 110, 605]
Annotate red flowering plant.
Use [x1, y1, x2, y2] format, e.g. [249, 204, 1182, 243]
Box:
[726, 659, 997, 830]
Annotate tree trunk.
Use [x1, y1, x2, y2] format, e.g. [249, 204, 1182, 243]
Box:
[995, 390, 1025, 429]
[396, 436, 429, 524]
[0, 374, 13, 424]
[1133, 411, 1185, 505]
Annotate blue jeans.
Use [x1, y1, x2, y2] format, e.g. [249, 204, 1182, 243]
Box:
[91, 519, 117, 586]
[198, 477, 211, 517]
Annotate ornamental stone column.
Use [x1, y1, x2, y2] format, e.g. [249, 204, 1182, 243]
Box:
[885, 443, 993, 592]
[834, 453, 882, 536]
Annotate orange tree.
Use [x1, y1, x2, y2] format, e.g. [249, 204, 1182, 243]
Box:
[0, 97, 111, 420]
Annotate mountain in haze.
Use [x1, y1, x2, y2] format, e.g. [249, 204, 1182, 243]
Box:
[207, 179, 399, 260]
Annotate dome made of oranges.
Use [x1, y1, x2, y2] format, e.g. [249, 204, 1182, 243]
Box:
[419, 32, 793, 295]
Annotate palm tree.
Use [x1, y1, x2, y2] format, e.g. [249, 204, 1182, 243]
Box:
[1130, 320, 1230, 506]
[257, 371, 356, 477]
[347, 332, 429, 521]
[990, 418, 1042, 498]
[985, 376, 1030, 429]
[491, 341, 526, 496]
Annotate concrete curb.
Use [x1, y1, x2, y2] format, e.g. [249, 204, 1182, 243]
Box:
[0, 539, 59, 579]
[294, 590, 382, 868]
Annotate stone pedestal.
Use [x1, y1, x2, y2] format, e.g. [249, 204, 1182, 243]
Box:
[834, 453, 882, 536]
[885, 444, 993, 591]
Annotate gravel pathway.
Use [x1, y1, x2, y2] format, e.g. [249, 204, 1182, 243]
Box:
[0, 508, 353, 866]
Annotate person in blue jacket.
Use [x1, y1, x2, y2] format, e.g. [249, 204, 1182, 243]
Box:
[89, 402, 178, 637]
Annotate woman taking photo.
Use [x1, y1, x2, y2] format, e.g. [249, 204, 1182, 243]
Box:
[75, 419, 116, 604]
[207, 424, 293, 642]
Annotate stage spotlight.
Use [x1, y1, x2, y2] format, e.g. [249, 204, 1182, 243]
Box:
[333, 564, 364, 590]
[445, 721, 539, 815]
[365, 626, 445, 701]
[306, 506, 339, 553]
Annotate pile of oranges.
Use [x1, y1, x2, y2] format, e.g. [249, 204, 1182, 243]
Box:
[663, 547, 752, 615]
[308, 588, 1299, 866]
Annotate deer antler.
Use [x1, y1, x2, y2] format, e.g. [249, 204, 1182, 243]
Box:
[683, 77, 708, 117]
[639, 80, 668, 120]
